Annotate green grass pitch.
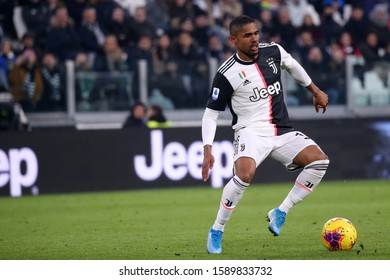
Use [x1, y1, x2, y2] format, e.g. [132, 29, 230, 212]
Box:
[0, 179, 389, 260]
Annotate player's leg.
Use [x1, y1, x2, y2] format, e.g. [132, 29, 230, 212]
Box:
[207, 129, 269, 254]
[213, 158, 255, 230]
[267, 132, 329, 236]
[207, 157, 255, 254]
[279, 145, 329, 213]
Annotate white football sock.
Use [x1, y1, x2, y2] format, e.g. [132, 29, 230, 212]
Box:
[279, 159, 329, 214]
[212, 175, 249, 231]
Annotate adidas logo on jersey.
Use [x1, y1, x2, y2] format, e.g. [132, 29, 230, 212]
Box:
[243, 79, 251, 86]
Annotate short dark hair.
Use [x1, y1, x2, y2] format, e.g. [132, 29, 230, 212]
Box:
[229, 15, 256, 36]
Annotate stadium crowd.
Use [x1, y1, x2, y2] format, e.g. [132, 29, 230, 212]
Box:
[0, 0, 389, 112]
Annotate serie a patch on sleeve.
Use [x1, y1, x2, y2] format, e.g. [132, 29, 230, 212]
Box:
[212, 87, 220, 100]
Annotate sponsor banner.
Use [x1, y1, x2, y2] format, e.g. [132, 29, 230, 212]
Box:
[0, 118, 389, 197]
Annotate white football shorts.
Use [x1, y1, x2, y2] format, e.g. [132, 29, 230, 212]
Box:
[232, 128, 319, 171]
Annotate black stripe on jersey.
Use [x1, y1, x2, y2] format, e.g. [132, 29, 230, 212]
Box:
[219, 56, 235, 74]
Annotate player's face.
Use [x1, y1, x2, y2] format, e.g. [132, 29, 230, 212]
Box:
[230, 22, 259, 61]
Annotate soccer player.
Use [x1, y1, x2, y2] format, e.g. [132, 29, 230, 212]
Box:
[202, 15, 330, 254]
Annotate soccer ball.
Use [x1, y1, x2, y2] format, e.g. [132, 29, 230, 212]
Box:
[321, 217, 357, 251]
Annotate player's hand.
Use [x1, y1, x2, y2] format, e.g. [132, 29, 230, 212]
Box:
[313, 90, 328, 113]
[202, 145, 215, 182]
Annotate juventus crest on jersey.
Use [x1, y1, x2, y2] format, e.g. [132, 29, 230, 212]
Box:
[206, 43, 312, 136]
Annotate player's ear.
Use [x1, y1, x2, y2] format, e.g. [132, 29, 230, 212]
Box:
[230, 35, 236, 45]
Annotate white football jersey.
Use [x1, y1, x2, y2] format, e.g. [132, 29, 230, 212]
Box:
[206, 43, 312, 136]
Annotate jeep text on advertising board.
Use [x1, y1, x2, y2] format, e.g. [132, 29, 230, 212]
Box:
[134, 130, 233, 188]
[0, 148, 39, 197]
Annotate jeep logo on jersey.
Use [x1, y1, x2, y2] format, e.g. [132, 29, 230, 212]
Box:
[249, 81, 281, 102]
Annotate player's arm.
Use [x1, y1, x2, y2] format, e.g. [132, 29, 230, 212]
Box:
[202, 71, 233, 181]
[202, 108, 219, 182]
[277, 44, 328, 113]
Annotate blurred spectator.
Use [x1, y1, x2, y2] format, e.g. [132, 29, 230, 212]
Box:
[93, 34, 130, 72]
[298, 14, 324, 44]
[364, 0, 390, 15]
[146, 104, 172, 128]
[74, 51, 93, 72]
[167, 0, 194, 33]
[14, 32, 39, 56]
[173, 31, 205, 75]
[286, 0, 321, 28]
[218, 0, 243, 19]
[122, 101, 147, 127]
[129, 6, 156, 45]
[273, 6, 296, 52]
[291, 30, 317, 64]
[128, 34, 155, 99]
[153, 33, 174, 75]
[90, 0, 121, 29]
[153, 59, 190, 109]
[74, 51, 98, 111]
[130, 34, 154, 64]
[78, 6, 106, 56]
[205, 34, 224, 66]
[47, 0, 62, 16]
[45, 5, 81, 61]
[337, 31, 361, 57]
[259, 8, 277, 43]
[105, 6, 132, 50]
[175, 16, 195, 38]
[320, 3, 343, 45]
[192, 11, 212, 49]
[367, 2, 390, 48]
[322, 0, 352, 27]
[22, 0, 50, 49]
[145, 0, 170, 32]
[327, 46, 347, 104]
[8, 49, 44, 112]
[210, 13, 233, 49]
[0, 39, 16, 91]
[191, 60, 209, 108]
[93, 35, 131, 110]
[39, 52, 66, 111]
[299, 46, 330, 104]
[64, 0, 88, 28]
[359, 31, 384, 70]
[344, 5, 370, 46]
[113, 0, 146, 16]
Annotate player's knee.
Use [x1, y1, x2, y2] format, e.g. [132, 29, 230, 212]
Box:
[235, 172, 253, 184]
[318, 153, 329, 161]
